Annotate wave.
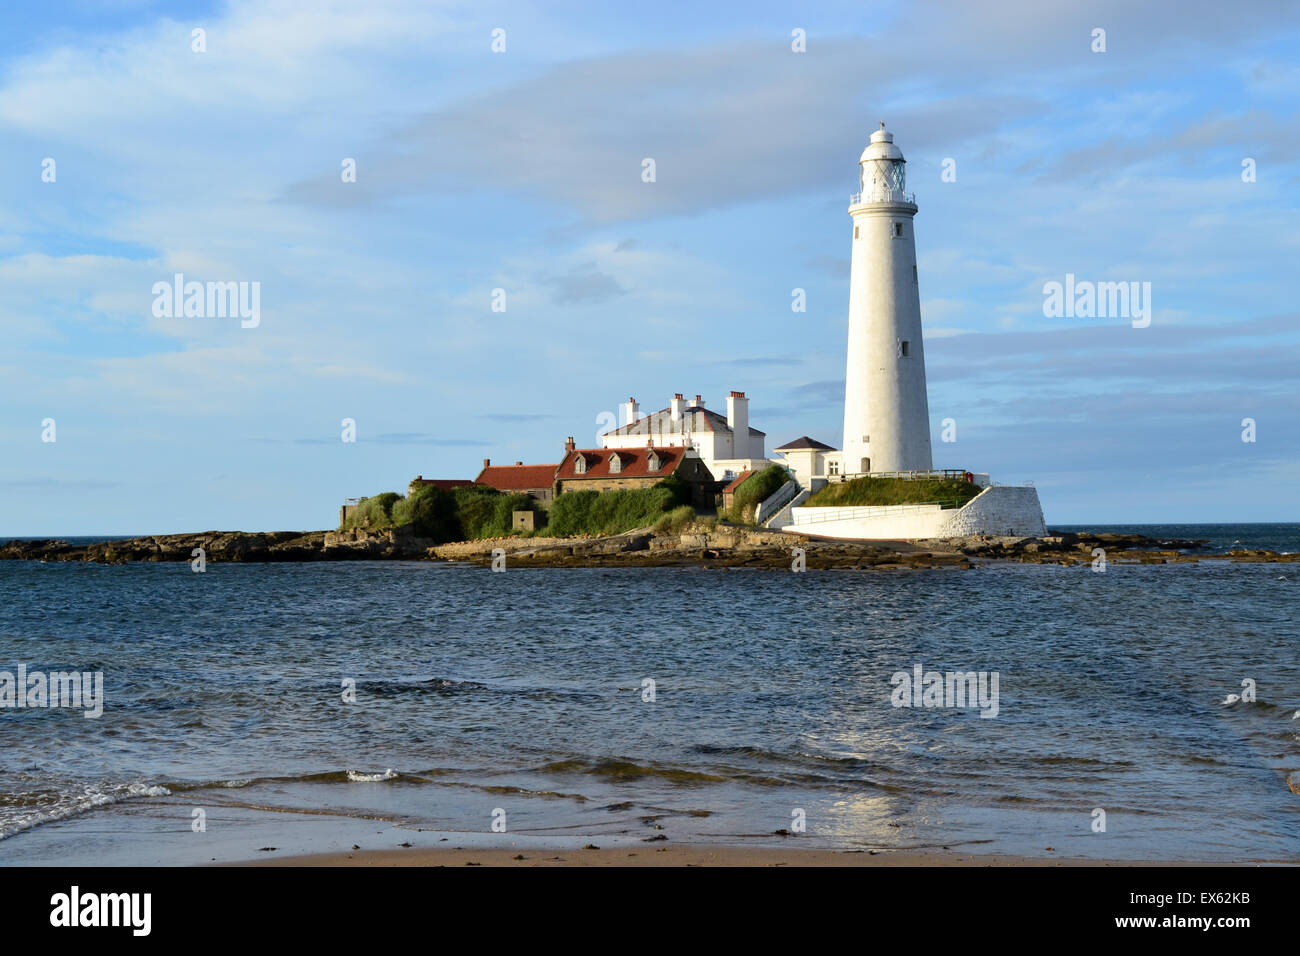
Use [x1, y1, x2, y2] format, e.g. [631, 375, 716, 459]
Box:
[345, 769, 398, 783]
[0, 781, 170, 841]
[535, 756, 830, 789]
[162, 768, 446, 792]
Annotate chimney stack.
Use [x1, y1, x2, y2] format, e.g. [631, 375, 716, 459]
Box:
[688, 394, 703, 408]
[670, 393, 684, 423]
[515, 461, 523, 466]
[482, 458, 490, 468]
[623, 396, 639, 426]
[726, 390, 749, 458]
[565, 436, 576, 452]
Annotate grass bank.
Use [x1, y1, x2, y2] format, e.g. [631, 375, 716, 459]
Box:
[726, 465, 791, 523]
[801, 476, 983, 509]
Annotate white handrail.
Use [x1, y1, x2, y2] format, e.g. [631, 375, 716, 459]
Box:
[850, 189, 916, 205]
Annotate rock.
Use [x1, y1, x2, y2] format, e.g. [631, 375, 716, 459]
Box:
[0, 525, 1285, 569]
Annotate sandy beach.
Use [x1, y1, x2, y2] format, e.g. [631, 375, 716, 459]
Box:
[241, 845, 1221, 867]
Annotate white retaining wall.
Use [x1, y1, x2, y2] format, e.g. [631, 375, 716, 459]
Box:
[788, 485, 1046, 540]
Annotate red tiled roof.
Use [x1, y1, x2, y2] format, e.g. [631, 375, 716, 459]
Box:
[474, 464, 560, 491]
[722, 470, 754, 494]
[556, 446, 684, 480]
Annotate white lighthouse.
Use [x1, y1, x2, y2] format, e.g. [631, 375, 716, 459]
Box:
[842, 123, 933, 475]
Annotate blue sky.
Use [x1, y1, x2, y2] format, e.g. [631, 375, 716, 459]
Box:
[2, 0, 1297, 534]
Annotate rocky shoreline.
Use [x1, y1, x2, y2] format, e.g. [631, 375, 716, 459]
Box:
[2, 527, 1295, 569]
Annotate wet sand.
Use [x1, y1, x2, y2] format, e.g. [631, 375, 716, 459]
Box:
[239, 845, 1217, 867]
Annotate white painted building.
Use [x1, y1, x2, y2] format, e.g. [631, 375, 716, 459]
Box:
[773, 436, 839, 489]
[843, 123, 933, 476]
[599, 392, 770, 481]
[766, 125, 1047, 539]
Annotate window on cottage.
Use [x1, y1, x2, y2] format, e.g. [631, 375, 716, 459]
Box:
[648, 453, 660, 472]
[828, 460, 840, 476]
[575, 456, 586, 475]
[609, 454, 621, 474]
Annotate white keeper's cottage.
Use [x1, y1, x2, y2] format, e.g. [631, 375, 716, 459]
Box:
[599, 392, 770, 482]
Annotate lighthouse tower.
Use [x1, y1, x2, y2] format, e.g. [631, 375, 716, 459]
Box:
[842, 124, 933, 475]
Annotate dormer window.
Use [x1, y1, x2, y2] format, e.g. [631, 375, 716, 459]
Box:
[647, 452, 660, 472]
[609, 453, 622, 474]
[574, 455, 587, 475]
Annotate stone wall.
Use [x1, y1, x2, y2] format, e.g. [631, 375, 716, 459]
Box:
[933, 485, 1046, 537]
[558, 476, 662, 494]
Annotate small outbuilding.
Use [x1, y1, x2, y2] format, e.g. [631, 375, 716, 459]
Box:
[474, 459, 560, 503]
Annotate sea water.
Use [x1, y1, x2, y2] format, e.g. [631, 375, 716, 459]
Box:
[0, 524, 1296, 864]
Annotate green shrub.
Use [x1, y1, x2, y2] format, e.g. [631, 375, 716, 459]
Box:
[547, 490, 598, 537]
[651, 473, 691, 508]
[390, 485, 460, 541]
[802, 476, 982, 509]
[548, 481, 685, 537]
[727, 465, 791, 523]
[653, 504, 697, 535]
[451, 486, 544, 539]
[343, 492, 401, 531]
[453, 486, 503, 539]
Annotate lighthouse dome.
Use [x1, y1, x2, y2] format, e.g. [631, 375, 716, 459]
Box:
[859, 123, 904, 163]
